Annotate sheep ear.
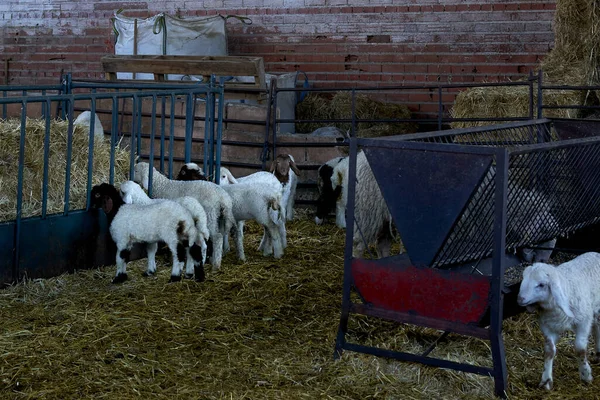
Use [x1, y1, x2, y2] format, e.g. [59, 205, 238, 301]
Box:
[180, 169, 186, 176]
[549, 274, 574, 318]
[101, 195, 114, 215]
[123, 193, 133, 204]
[290, 160, 301, 175]
[269, 160, 276, 173]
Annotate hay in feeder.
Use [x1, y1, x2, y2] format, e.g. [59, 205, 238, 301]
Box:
[296, 92, 418, 136]
[450, 86, 581, 129]
[0, 118, 130, 221]
[0, 210, 594, 399]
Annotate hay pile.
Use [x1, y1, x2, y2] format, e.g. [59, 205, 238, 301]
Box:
[0, 118, 130, 221]
[296, 92, 418, 136]
[451, 0, 600, 128]
[0, 212, 595, 399]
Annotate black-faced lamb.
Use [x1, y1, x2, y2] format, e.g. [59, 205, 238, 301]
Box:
[90, 183, 201, 283]
[314, 156, 345, 226]
[517, 252, 600, 390]
[322, 156, 349, 229]
[270, 154, 300, 221]
[177, 163, 207, 181]
[133, 162, 235, 272]
[119, 180, 209, 281]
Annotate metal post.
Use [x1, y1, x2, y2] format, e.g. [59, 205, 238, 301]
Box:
[85, 97, 97, 210]
[129, 96, 138, 181]
[351, 89, 356, 138]
[271, 77, 279, 160]
[215, 78, 225, 182]
[490, 149, 508, 398]
[148, 94, 157, 198]
[63, 98, 75, 215]
[438, 85, 443, 131]
[204, 90, 213, 179]
[334, 135, 359, 358]
[168, 94, 176, 179]
[159, 95, 166, 173]
[13, 100, 28, 281]
[537, 69, 543, 119]
[41, 99, 51, 218]
[261, 78, 276, 170]
[109, 97, 118, 184]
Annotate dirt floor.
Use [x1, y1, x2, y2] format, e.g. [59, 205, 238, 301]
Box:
[0, 211, 596, 399]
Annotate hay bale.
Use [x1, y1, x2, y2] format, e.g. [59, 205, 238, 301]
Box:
[296, 92, 417, 136]
[450, 86, 581, 129]
[0, 118, 130, 221]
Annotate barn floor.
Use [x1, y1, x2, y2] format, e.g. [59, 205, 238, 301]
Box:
[0, 210, 596, 399]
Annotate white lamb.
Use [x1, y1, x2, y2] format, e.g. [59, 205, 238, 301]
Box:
[517, 252, 600, 390]
[119, 180, 210, 280]
[270, 154, 300, 221]
[133, 162, 235, 272]
[74, 110, 105, 140]
[218, 166, 287, 253]
[90, 183, 201, 283]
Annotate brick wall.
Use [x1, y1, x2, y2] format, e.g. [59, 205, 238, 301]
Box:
[0, 0, 556, 117]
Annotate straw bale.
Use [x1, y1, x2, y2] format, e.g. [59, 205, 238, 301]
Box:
[0, 118, 130, 221]
[296, 92, 417, 136]
[0, 210, 593, 399]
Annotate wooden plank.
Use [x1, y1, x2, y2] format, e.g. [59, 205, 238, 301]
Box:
[101, 55, 264, 78]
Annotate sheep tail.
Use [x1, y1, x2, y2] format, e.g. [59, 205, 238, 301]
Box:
[219, 204, 236, 234]
[268, 197, 282, 225]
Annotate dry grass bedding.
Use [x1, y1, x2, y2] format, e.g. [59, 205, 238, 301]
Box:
[0, 211, 597, 399]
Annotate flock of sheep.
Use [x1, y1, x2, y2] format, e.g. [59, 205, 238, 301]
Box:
[84, 109, 600, 392]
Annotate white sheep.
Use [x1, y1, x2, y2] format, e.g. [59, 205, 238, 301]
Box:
[517, 252, 600, 390]
[90, 183, 201, 283]
[119, 180, 210, 279]
[133, 162, 236, 272]
[329, 155, 350, 229]
[74, 110, 105, 140]
[315, 156, 345, 226]
[218, 166, 287, 253]
[270, 154, 300, 221]
[345, 151, 394, 258]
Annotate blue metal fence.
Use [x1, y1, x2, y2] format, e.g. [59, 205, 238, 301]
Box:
[0, 80, 224, 285]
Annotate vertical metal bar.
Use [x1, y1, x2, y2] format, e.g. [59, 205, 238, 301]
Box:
[148, 94, 157, 198]
[13, 100, 28, 281]
[438, 85, 443, 131]
[491, 149, 508, 398]
[41, 89, 47, 118]
[261, 79, 275, 170]
[129, 95, 138, 181]
[63, 98, 75, 215]
[271, 78, 279, 161]
[136, 96, 142, 157]
[208, 88, 216, 181]
[351, 88, 356, 138]
[215, 83, 225, 184]
[109, 97, 118, 185]
[86, 97, 97, 210]
[168, 94, 175, 179]
[334, 135, 359, 358]
[41, 99, 52, 218]
[159, 95, 166, 173]
[185, 92, 195, 165]
[537, 69, 543, 119]
[528, 70, 534, 120]
[203, 90, 212, 178]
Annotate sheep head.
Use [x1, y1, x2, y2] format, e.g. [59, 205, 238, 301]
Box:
[133, 162, 150, 190]
[177, 163, 207, 181]
[270, 154, 300, 183]
[91, 183, 123, 219]
[518, 263, 574, 318]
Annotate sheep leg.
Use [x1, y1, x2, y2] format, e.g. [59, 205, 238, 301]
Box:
[184, 247, 195, 279]
[575, 324, 593, 383]
[592, 321, 600, 363]
[278, 220, 287, 249]
[235, 221, 246, 262]
[267, 224, 283, 258]
[259, 229, 273, 256]
[376, 225, 393, 258]
[286, 196, 294, 221]
[112, 247, 130, 284]
[211, 233, 224, 272]
[143, 242, 159, 277]
[335, 200, 346, 229]
[167, 241, 186, 283]
[223, 232, 231, 254]
[539, 332, 558, 390]
[200, 239, 207, 265]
